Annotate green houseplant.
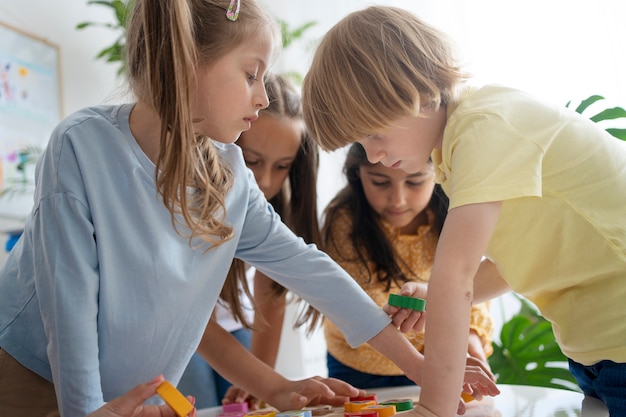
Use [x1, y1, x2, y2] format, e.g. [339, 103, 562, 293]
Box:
[75, 0, 316, 83]
[488, 295, 581, 392]
[76, 0, 133, 77]
[567, 94, 626, 140]
[0, 145, 42, 200]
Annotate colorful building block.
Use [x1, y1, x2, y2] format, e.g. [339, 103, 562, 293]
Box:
[344, 400, 377, 412]
[387, 294, 426, 312]
[156, 380, 194, 417]
[379, 399, 413, 412]
[364, 404, 396, 417]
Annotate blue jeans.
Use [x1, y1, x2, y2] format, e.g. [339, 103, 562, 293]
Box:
[178, 328, 252, 409]
[568, 358, 626, 416]
[327, 353, 415, 389]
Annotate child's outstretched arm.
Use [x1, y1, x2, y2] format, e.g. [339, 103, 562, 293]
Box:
[366, 318, 497, 414]
[196, 315, 363, 411]
[222, 272, 287, 409]
[415, 201, 502, 417]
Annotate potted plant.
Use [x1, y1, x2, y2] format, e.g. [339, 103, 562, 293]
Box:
[75, 0, 316, 84]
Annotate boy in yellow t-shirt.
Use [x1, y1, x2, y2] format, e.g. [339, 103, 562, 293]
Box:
[303, 5, 626, 417]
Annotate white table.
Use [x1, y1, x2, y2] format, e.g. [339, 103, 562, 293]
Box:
[197, 384, 609, 417]
[368, 385, 607, 417]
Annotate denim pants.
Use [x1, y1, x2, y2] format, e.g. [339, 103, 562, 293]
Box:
[326, 353, 415, 389]
[569, 358, 626, 416]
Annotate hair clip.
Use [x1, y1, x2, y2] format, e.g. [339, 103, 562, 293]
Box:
[226, 0, 240, 21]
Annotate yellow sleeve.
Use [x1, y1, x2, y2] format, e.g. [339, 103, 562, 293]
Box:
[469, 301, 494, 357]
[324, 210, 374, 287]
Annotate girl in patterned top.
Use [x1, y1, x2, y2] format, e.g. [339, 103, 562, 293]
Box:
[178, 73, 322, 408]
[303, 142, 494, 389]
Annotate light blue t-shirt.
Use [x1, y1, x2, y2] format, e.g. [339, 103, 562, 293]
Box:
[0, 104, 391, 416]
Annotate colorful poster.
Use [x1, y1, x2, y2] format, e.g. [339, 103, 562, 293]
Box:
[0, 22, 62, 219]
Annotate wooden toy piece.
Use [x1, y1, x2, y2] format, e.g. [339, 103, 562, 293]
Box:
[461, 392, 475, 403]
[244, 410, 278, 417]
[349, 394, 377, 403]
[303, 405, 334, 416]
[387, 294, 426, 312]
[344, 411, 378, 417]
[219, 412, 246, 417]
[379, 399, 413, 412]
[344, 400, 377, 412]
[156, 380, 194, 417]
[319, 409, 344, 417]
[276, 410, 313, 417]
[364, 404, 396, 417]
[223, 403, 250, 414]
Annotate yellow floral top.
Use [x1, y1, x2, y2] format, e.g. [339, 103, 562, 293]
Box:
[324, 208, 494, 375]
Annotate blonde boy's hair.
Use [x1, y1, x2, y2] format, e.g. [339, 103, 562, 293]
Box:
[302, 6, 467, 152]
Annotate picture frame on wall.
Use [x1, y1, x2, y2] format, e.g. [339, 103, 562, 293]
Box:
[0, 20, 63, 220]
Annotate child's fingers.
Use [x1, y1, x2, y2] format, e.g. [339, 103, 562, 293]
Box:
[466, 356, 496, 382]
[399, 282, 428, 299]
[222, 386, 250, 405]
[399, 282, 421, 296]
[317, 377, 362, 399]
[456, 398, 467, 415]
[187, 396, 198, 417]
[289, 392, 309, 410]
[399, 311, 423, 333]
[108, 375, 165, 411]
[393, 309, 424, 333]
[382, 303, 399, 315]
[389, 306, 411, 329]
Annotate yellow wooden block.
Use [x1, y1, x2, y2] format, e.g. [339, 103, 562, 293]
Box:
[364, 404, 396, 417]
[157, 380, 194, 417]
[461, 392, 475, 403]
[244, 411, 278, 417]
[344, 400, 377, 412]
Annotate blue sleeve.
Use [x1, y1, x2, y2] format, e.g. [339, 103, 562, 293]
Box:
[234, 173, 390, 347]
[32, 133, 105, 415]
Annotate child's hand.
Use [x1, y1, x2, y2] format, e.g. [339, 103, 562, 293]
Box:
[264, 376, 365, 411]
[456, 356, 500, 414]
[383, 282, 428, 333]
[88, 375, 197, 417]
[222, 386, 261, 410]
[399, 358, 498, 417]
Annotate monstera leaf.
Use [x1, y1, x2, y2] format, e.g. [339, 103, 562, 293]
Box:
[488, 296, 581, 392]
[566, 94, 626, 141]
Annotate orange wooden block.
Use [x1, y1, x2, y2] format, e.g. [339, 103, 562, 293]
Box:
[364, 404, 396, 417]
[156, 380, 194, 417]
[461, 392, 475, 403]
[344, 400, 377, 412]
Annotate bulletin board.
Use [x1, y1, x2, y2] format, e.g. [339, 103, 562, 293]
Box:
[0, 21, 62, 219]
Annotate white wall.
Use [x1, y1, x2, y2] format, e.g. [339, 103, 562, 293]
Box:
[2, 0, 626, 381]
